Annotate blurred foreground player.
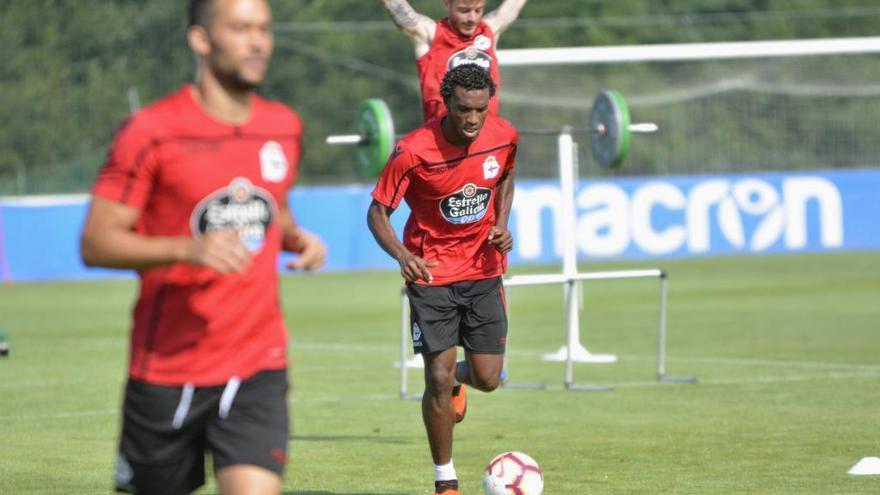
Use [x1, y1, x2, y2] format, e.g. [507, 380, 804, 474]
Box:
[367, 65, 517, 495]
[79, 0, 325, 493]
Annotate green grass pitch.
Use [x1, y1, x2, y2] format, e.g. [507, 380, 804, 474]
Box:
[1, 252, 878, 494]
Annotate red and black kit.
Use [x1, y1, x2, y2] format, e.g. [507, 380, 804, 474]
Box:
[372, 114, 517, 354]
[94, 85, 301, 493]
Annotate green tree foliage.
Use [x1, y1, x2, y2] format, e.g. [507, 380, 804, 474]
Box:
[1, 0, 879, 194]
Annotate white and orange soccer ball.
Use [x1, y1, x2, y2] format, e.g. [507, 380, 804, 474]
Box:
[481, 451, 544, 495]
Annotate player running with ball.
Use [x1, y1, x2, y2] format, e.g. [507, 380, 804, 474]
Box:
[367, 64, 517, 495]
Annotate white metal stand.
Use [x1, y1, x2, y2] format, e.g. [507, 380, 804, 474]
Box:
[397, 287, 421, 400]
[541, 128, 617, 364]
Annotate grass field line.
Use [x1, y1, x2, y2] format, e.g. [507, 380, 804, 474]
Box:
[292, 341, 880, 371]
[2, 353, 874, 392]
[0, 409, 119, 422]
[612, 370, 880, 388]
[0, 378, 92, 389]
[619, 354, 880, 371]
[4, 371, 878, 423]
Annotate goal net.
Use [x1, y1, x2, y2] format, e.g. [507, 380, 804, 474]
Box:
[497, 37, 880, 179]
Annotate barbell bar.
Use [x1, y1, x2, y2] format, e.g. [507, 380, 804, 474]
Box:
[326, 90, 658, 177]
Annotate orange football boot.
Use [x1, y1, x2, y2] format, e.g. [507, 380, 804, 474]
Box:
[452, 383, 467, 423]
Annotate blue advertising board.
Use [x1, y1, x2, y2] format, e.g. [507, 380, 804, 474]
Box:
[0, 169, 876, 282]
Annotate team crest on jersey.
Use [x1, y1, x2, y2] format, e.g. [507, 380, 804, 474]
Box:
[447, 47, 492, 71]
[474, 35, 491, 51]
[439, 182, 492, 224]
[483, 155, 500, 179]
[190, 177, 277, 253]
[259, 141, 288, 183]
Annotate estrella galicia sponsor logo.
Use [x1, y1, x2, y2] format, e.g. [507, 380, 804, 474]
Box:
[447, 46, 492, 71]
[190, 177, 277, 253]
[440, 183, 492, 224]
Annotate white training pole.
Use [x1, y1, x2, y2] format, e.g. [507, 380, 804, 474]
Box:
[497, 36, 880, 66]
[629, 123, 659, 133]
[655, 273, 697, 384]
[399, 288, 410, 399]
[398, 288, 426, 399]
[325, 135, 363, 145]
[657, 275, 668, 379]
[564, 279, 576, 387]
[541, 128, 617, 364]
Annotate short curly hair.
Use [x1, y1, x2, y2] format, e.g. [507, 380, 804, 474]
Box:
[440, 64, 497, 101]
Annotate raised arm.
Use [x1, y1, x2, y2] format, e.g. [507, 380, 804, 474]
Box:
[483, 0, 528, 41]
[378, 0, 436, 57]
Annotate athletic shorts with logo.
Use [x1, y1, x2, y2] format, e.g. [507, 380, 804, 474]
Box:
[407, 276, 507, 355]
[114, 369, 289, 494]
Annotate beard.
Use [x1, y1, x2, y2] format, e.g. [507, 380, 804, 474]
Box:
[213, 64, 263, 93]
[206, 50, 266, 93]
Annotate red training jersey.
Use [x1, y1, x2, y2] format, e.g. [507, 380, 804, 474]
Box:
[416, 19, 501, 121]
[92, 84, 302, 386]
[371, 114, 518, 286]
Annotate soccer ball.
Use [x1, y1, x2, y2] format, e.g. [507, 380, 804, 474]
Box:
[482, 451, 543, 495]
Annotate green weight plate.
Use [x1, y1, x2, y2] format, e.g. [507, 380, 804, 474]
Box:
[589, 90, 632, 169]
[354, 98, 395, 178]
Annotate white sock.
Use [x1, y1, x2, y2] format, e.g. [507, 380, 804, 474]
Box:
[434, 461, 457, 481]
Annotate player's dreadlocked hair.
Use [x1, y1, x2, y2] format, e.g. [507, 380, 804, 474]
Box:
[440, 64, 497, 101]
[189, 0, 216, 27]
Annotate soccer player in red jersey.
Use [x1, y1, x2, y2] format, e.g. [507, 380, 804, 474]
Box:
[367, 64, 517, 495]
[79, 1, 326, 494]
[379, 0, 528, 120]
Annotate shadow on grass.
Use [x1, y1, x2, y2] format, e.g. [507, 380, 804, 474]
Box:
[205, 492, 410, 495]
[290, 434, 413, 445]
[284, 492, 411, 495]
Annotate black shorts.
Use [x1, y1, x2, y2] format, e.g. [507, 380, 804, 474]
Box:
[407, 276, 507, 355]
[114, 369, 289, 495]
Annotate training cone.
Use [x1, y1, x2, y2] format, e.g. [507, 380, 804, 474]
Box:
[848, 457, 880, 475]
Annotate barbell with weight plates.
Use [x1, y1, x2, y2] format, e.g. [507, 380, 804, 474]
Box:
[325, 98, 396, 178]
[325, 90, 658, 177]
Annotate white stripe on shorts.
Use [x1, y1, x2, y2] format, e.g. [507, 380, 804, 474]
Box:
[218, 376, 241, 419]
[171, 383, 195, 430]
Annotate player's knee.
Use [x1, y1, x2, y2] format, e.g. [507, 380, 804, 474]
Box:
[426, 368, 456, 395]
[471, 369, 502, 392]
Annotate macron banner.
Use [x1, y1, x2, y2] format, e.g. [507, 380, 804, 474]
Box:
[0, 169, 877, 282]
[508, 170, 863, 262]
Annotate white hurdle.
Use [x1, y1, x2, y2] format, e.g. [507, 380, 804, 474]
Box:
[398, 268, 690, 398]
[504, 270, 683, 392]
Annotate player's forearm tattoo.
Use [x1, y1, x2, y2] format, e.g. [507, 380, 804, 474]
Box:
[384, 0, 420, 29]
